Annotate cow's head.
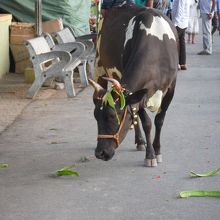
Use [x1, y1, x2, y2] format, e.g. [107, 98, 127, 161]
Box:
[89, 78, 147, 161]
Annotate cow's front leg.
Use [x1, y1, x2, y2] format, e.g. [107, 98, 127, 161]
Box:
[153, 83, 176, 163]
[138, 108, 157, 167]
[134, 118, 146, 151]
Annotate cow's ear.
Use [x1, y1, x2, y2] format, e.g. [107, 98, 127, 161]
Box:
[125, 89, 147, 105]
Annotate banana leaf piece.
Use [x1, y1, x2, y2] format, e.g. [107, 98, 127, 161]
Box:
[103, 91, 115, 109]
[0, 163, 8, 168]
[119, 92, 125, 110]
[180, 190, 220, 198]
[55, 166, 80, 176]
[190, 167, 220, 177]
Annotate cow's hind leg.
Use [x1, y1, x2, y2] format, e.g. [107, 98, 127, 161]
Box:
[153, 82, 176, 163]
[138, 108, 157, 167]
[134, 118, 146, 151]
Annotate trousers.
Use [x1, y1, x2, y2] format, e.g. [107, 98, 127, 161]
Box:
[201, 13, 212, 54]
[176, 26, 186, 65]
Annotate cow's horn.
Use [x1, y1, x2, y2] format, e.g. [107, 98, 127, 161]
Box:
[88, 79, 104, 93]
[102, 77, 123, 92]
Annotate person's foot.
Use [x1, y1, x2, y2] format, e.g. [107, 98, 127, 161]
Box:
[192, 40, 195, 44]
[180, 64, 187, 70]
[197, 50, 211, 55]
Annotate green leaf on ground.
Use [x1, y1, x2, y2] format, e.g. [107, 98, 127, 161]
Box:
[180, 190, 220, 198]
[79, 156, 90, 163]
[190, 167, 220, 177]
[55, 166, 80, 177]
[0, 163, 8, 168]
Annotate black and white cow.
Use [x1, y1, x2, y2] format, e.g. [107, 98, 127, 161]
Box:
[89, 5, 179, 167]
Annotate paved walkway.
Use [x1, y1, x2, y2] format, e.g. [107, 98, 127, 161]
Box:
[0, 74, 83, 134]
[0, 26, 220, 220]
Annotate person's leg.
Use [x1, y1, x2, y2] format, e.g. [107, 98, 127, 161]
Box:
[187, 33, 191, 43]
[218, 14, 220, 35]
[202, 13, 212, 53]
[211, 13, 218, 35]
[176, 26, 187, 69]
[192, 33, 195, 43]
[198, 13, 212, 54]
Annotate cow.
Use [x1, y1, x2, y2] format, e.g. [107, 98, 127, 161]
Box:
[89, 4, 179, 167]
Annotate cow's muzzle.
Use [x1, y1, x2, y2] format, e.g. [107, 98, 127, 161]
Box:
[95, 147, 115, 161]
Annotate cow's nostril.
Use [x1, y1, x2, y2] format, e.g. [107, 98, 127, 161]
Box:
[95, 148, 115, 161]
[95, 150, 105, 159]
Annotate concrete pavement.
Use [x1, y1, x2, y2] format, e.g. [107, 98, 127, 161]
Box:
[0, 29, 220, 219]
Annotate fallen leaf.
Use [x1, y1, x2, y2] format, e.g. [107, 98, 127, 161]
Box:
[180, 190, 220, 198]
[190, 167, 220, 177]
[54, 166, 80, 177]
[0, 163, 8, 168]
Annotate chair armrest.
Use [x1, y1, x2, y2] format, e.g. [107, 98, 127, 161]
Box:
[36, 50, 72, 64]
[77, 40, 95, 59]
[53, 42, 85, 57]
[76, 33, 97, 41]
[66, 25, 96, 41]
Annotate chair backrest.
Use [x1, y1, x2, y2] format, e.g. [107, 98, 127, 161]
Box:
[53, 27, 76, 44]
[26, 36, 51, 56]
[25, 36, 58, 72]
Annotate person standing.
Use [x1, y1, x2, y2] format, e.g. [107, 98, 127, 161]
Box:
[186, 0, 200, 44]
[198, 0, 216, 55]
[166, 0, 173, 20]
[211, 9, 218, 36]
[101, 0, 135, 16]
[217, 0, 220, 35]
[217, 0, 220, 34]
[102, 0, 134, 9]
[135, 0, 165, 10]
[172, 0, 191, 70]
[146, 0, 163, 9]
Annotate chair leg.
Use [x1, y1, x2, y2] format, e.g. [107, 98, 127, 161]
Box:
[88, 59, 95, 79]
[77, 61, 88, 87]
[63, 70, 76, 97]
[26, 75, 46, 99]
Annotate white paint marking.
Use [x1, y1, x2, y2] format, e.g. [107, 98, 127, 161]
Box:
[140, 16, 176, 41]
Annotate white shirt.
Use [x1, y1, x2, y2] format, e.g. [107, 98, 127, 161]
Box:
[172, 0, 191, 29]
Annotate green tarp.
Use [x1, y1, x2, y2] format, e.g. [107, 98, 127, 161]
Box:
[0, 0, 91, 36]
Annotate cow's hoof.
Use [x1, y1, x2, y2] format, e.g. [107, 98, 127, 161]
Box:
[136, 144, 145, 151]
[156, 154, 162, 163]
[144, 158, 157, 167]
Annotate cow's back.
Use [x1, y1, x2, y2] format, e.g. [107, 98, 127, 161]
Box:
[95, 5, 178, 94]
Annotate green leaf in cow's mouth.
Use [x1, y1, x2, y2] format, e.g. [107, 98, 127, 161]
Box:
[103, 90, 115, 109]
[103, 88, 126, 124]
